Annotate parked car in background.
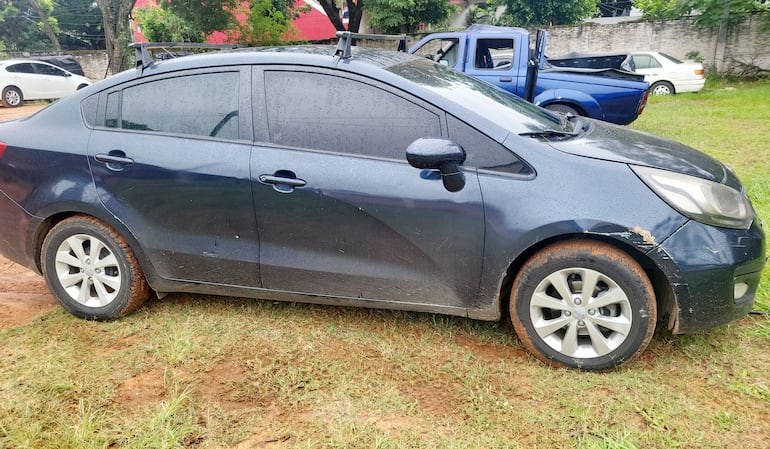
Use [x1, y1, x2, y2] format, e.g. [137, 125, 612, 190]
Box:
[32, 55, 86, 76]
[0, 59, 91, 107]
[630, 51, 705, 95]
[0, 39, 764, 371]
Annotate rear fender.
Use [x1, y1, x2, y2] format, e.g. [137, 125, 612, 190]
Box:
[534, 89, 602, 119]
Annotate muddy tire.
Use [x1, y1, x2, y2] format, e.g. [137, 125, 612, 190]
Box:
[510, 240, 656, 370]
[41, 215, 151, 320]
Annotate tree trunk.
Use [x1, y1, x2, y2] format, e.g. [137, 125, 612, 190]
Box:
[95, 0, 137, 75]
[27, 0, 61, 50]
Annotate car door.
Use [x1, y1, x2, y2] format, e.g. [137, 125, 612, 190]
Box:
[31, 63, 74, 97]
[4, 63, 44, 100]
[251, 67, 485, 310]
[463, 36, 523, 95]
[88, 67, 261, 287]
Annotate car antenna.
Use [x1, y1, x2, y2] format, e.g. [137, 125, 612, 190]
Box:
[129, 42, 241, 74]
[334, 31, 408, 59]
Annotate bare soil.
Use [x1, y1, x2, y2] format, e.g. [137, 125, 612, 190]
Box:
[0, 104, 59, 329]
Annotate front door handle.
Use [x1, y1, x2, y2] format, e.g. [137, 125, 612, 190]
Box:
[259, 170, 307, 193]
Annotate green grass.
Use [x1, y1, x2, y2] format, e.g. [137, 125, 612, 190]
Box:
[1, 82, 770, 448]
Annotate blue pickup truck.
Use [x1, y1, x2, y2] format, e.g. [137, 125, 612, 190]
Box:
[409, 25, 650, 125]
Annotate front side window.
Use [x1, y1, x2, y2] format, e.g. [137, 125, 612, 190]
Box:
[264, 71, 441, 160]
[116, 72, 239, 139]
[34, 63, 65, 76]
[412, 38, 460, 68]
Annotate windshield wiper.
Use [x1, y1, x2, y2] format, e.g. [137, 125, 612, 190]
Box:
[518, 128, 579, 139]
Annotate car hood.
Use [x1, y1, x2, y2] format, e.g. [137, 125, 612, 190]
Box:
[545, 120, 741, 189]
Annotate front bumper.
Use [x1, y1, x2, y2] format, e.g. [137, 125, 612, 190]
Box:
[651, 218, 766, 333]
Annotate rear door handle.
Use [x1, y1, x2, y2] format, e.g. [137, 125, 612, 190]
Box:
[95, 151, 134, 171]
[259, 170, 307, 193]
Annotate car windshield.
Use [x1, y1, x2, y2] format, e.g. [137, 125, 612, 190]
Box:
[386, 57, 568, 135]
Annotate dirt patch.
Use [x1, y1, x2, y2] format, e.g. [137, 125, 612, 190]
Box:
[0, 256, 58, 329]
[0, 103, 47, 121]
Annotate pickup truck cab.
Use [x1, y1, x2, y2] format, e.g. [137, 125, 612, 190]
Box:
[409, 25, 650, 125]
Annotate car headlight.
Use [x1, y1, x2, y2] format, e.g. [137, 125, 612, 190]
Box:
[632, 165, 755, 230]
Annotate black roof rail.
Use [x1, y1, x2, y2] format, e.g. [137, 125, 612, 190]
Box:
[129, 42, 241, 73]
[334, 31, 408, 59]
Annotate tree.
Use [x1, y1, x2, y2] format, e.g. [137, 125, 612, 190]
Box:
[94, 0, 136, 74]
[27, 0, 61, 50]
[471, 0, 599, 27]
[365, 0, 456, 33]
[134, 5, 203, 42]
[315, 0, 364, 33]
[598, 0, 633, 17]
[635, 0, 769, 30]
[228, 0, 296, 45]
[53, 0, 106, 50]
[161, 0, 237, 36]
[0, 0, 51, 51]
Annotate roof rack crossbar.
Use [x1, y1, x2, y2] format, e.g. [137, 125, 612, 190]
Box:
[334, 31, 408, 59]
[129, 42, 241, 72]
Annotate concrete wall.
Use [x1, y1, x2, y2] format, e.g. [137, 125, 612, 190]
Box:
[542, 15, 770, 73]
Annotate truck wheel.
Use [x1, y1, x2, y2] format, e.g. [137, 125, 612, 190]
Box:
[545, 103, 580, 116]
[650, 81, 675, 95]
[510, 240, 656, 370]
[41, 215, 151, 321]
[2, 87, 23, 107]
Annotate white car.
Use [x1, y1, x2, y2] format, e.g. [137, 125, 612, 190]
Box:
[1, 59, 92, 107]
[630, 51, 705, 95]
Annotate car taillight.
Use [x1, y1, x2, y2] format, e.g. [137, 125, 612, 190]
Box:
[0, 142, 6, 159]
[638, 90, 649, 115]
[695, 69, 705, 76]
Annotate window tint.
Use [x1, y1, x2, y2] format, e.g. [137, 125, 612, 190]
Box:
[119, 72, 239, 139]
[6, 63, 35, 74]
[105, 92, 119, 128]
[34, 63, 65, 76]
[81, 95, 98, 127]
[475, 39, 514, 70]
[264, 71, 441, 160]
[448, 115, 532, 176]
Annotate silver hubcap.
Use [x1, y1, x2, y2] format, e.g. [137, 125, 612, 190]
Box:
[652, 85, 671, 95]
[529, 268, 632, 359]
[54, 234, 122, 307]
[5, 90, 20, 105]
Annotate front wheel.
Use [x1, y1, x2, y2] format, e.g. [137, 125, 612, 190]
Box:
[42, 215, 151, 320]
[510, 240, 656, 370]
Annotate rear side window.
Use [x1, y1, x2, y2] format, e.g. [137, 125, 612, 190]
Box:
[6, 63, 35, 74]
[108, 72, 240, 139]
[632, 55, 662, 70]
[264, 71, 441, 160]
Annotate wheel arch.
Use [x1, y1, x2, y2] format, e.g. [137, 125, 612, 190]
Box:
[31, 206, 160, 288]
[497, 233, 678, 331]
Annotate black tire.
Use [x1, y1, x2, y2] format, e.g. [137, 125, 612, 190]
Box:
[41, 215, 151, 320]
[545, 103, 580, 116]
[510, 240, 656, 370]
[2, 86, 23, 107]
[650, 81, 675, 95]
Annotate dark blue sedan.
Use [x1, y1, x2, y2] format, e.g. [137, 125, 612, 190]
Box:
[0, 43, 764, 370]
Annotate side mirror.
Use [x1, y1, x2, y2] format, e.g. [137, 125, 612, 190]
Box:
[406, 138, 466, 192]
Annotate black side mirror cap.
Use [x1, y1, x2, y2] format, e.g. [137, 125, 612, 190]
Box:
[406, 138, 466, 192]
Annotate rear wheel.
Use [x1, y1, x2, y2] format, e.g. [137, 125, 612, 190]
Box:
[545, 103, 580, 116]
[650, 81, 675, 95]
[42, 215, 151, 320]
[2, 86, 23, 107]
[510, 240, 656, 370]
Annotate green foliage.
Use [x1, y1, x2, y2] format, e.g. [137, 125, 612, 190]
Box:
[365, 0, 457, 33]
[496, 0, 599, 26]
[229, 0, 294, 46]
[0, 0, 50, 51]
[636, 0, 770, 30]
[161, 0, 238, 36]
[135, 6, 204, 42]
[53, 0, 106, 50]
